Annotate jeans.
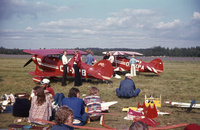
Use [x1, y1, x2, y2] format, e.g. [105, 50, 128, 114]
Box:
[73, 113, 89, 126]
[116, 88, 141, 97]
[54, 93, 65, 107]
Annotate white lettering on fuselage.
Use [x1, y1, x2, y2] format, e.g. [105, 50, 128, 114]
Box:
[60, 65, 86, 76]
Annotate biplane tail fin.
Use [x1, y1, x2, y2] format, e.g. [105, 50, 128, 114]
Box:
[147, 58, 164, 74]
[89, 59, 113, 80]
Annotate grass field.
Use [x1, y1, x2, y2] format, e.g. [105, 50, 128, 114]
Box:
[0, 56, 200, 129]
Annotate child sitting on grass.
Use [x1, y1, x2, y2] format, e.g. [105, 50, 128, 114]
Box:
[83, 87, 102, 121]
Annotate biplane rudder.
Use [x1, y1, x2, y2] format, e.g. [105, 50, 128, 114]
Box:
[93, 59, 114, 80]
[149, 58, 164, 74]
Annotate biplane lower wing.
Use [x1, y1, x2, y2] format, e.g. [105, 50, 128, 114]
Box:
[29, 65, 61, 77]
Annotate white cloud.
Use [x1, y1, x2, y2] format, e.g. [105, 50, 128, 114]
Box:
[82, 29, 95, 34]
[1, 5, 199, 49]
[26, 26, 32, 30]
[10, 36, 21, 39]
[155, 19, 180, 29]
[56, 6, 69, 12]
[0, 0, 65, 20]
[192, 12, 200, 21]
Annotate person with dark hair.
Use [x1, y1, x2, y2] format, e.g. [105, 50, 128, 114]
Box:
[62, 50, 68, 86]
[83, 87, 101, 121]
[103, 51, 110, 59]
[61, 87, 88, 126]
[116, 73, 140, 98]
[73, 50, 82, 86]
[29, 86, 52, 125]
[51, 106, 74, 130]
[129, 121, 149, 130]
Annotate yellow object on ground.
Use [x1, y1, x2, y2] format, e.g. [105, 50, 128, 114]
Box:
[145, 95, 161, 107]
[122, 107, 138, 112]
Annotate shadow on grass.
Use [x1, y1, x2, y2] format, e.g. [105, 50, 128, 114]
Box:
[0, 76, 3, 82]
[137, 73, 159, 77]
[115, 71, 159, 77]
[48, 76, 113, 85]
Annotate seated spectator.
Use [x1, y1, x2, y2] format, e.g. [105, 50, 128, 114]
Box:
[62, 87, 89, 126]
[116, 73, 140, 98]
[83, 87, 101, 121]
[41, 78, 55, 98]
[51, 106, 74, 130]
[129, 121, 149, 130]
[29, 86, 52, 125]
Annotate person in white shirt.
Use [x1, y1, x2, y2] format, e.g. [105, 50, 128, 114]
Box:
[108, 52, 116, 77]
[62, 51, 68, 86]
[129, 55, 137, 76]
[108, 52, 114, 64]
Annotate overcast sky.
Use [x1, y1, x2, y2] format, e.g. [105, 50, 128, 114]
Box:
[0, 0, 200, 49]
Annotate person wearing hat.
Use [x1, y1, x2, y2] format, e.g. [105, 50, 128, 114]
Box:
[116, 73, 140, 98]
[129, 55, 137, 76]
[41, 78, 55, 98]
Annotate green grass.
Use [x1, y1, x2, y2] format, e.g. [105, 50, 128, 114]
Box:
[0, 57, 200, 129]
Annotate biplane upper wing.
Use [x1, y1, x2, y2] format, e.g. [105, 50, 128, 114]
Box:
[102, 51, 143, 56]
[23, 49, 87, 55]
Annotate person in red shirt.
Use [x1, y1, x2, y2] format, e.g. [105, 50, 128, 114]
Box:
[73, 50, 82, 86]
[41, 78, 55, 98]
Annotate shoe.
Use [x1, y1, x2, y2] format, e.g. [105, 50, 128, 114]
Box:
[9, 93, 15, 103]
[2, 100, 8, 106]
[14, 118, 25, 123]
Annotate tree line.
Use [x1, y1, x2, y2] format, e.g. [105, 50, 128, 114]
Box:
[0, 46, 200, 57]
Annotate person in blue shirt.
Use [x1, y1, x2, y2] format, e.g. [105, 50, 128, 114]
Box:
[51, 106, 74, 130]
[85, 49, 94, 66]
[61, 87, 88, 126]
[116, 73, 140, 98]
[129, 55, 137, 76]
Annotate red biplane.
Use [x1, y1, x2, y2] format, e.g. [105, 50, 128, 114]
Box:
[102, 51, 164, 75]
[23, 49, 113, 83]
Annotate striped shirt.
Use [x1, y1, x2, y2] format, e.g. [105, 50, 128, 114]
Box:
[83, 95, 101, 117]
